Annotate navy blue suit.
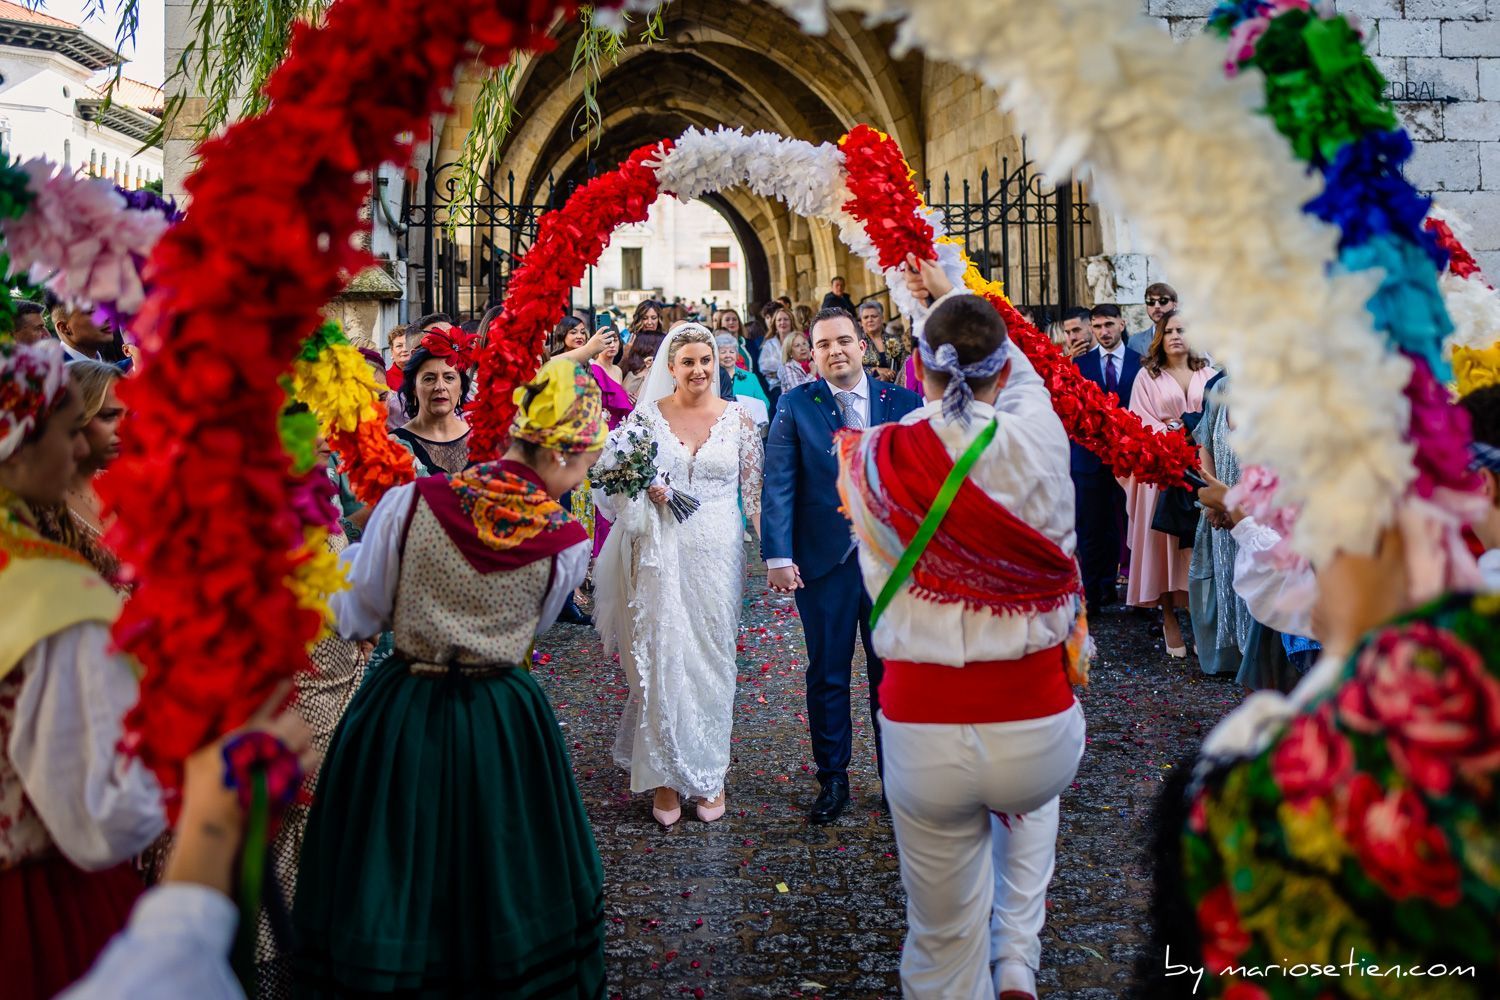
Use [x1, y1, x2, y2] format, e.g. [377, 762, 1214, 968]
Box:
[1072, 345, 1141, 610]
[761, 377, 923, 784]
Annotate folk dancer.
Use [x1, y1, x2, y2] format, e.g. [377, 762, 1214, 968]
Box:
[836, 260, 1088, 999]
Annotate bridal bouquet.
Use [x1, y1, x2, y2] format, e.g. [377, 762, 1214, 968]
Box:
[590, 423, 701, 523]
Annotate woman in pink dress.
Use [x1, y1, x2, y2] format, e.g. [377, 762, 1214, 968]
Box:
[590, 326, 634, 556]
[1119, 310, 1215, 656]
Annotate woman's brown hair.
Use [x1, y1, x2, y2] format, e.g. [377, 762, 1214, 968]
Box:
[1143, 309, 1208, 378]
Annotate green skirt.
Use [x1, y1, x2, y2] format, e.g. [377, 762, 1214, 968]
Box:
[291, 653, 605, 998]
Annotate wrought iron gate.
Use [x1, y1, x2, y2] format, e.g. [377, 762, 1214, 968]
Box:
[403, 165, 560, 319]
[922, 142, 1093, 320]
[403, 143, 1093, 322]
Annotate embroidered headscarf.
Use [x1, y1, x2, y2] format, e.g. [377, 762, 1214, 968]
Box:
[510, 358, 607, 455]
[0, 339, 68, 461]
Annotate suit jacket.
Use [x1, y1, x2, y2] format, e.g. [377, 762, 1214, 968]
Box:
[1071, 346, 1142, 475]
[761, 377, 923, 582]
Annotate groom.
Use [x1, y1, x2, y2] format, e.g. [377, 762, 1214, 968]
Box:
[761, 307, 922, 823]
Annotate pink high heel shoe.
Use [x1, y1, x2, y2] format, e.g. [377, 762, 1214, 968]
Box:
[696, 795, 727, 823]
[652, 791, 681, 828]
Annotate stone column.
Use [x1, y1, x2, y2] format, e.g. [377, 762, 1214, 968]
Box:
[1081, 207, 1157, 332]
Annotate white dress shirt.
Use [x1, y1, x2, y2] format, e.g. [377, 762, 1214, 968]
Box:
[8, 624, 166, 869]
[60, 884, 244, 999]
[856, 350, 1078, 665]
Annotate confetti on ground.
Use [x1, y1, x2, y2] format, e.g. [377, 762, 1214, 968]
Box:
[537, 559, 1242, 998]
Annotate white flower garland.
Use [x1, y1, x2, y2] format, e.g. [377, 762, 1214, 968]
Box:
[764, 0, 1415, 565]
[650, 126, 969, 322]
[1431, 209, 1500, 359]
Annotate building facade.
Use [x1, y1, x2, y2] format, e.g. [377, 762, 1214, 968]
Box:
[160, 0, 1498, 336]
[0, 0, 163, 186]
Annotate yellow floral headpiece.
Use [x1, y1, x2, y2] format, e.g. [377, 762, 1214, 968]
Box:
[510, 358, 607, 454]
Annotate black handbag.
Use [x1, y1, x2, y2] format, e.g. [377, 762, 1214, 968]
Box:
[1151, 424, 1206, 548]
[1151, 484, 1200, 548]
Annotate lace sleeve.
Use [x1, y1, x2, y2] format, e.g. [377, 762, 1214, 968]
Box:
[738, 406, 765, 521]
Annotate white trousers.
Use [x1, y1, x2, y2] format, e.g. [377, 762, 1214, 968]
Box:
[881, 702, 1086, 1000]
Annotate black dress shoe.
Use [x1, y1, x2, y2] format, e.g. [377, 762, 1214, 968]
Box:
[809, 775, 849, 824]
[557, 600, 593, 627]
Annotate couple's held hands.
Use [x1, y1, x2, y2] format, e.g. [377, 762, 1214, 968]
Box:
[768, 565, 804, 594]
[901, 252, 954, 305]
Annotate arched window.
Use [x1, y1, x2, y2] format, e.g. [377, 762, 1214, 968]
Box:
[63, 139, 70, 167]
[113, 157, 121, 183]
[89, 150, 97, 176]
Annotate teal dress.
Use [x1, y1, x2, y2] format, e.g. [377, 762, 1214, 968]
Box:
[292, 464, 604, 997]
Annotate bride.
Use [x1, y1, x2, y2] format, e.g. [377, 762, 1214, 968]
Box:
[594, 324, 764, 826]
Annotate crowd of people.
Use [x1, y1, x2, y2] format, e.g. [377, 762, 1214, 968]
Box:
[3, 253, 1497, 1000]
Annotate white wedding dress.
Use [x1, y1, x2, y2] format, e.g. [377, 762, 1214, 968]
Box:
[594, 397, 764, 800]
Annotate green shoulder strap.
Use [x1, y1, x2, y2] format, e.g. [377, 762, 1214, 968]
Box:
[869, 417, 998, 630]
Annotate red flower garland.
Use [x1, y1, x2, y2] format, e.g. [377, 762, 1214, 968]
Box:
[1425, 217, 1488, 285]
[101, 0, 599, 796]
[838, 125, 934, 270]
[469, 140, 667, 460]
[837, 126, 1199, 487]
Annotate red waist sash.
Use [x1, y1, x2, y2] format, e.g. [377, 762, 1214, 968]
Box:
[881, 645, 1076, 724]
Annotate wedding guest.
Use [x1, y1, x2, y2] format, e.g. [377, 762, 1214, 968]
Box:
[758, 307, 796, 398]
[1072, 312, 1140, 616]
[1060, 307, 1094, 359]
[0, 341, 165, 1000]
[821, 275, 857, 317]
[859, 302, 904, 382]
[779, 331, 816, 391]
[587, 325, 633, 560]
[1120, 310, 1214, 656]
[1186, 379, 1296, 690]
[1088, 304, 1127, 362]
[384, 326, 410, 392]
[12, 300, 49, 346]
[55, 307, 114, 363]
[31, 360, 125, 582]
[1127, 282, 1177, 356]
[840, 256, 1083, 1000]
[622, 303, 666, 402]
[713, 307, 753, 369]
[718, 332, 769, 429]
[793, 303, 814, 334]
[392, 328, 473, 476]
[595, 326, 763, 826]
[1463, 385, 1500, 587]
[294, 359, 609, 996]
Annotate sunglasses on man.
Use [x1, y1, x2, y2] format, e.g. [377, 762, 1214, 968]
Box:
[1146, 296, 1177, 307]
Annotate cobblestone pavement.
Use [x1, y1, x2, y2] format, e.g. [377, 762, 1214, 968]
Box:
[533, 558, 1244, 999]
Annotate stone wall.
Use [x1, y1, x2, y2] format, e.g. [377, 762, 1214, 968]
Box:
[1145, 0, 1500, 276]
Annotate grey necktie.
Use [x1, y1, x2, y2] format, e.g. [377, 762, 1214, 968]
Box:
[836, 391, 865, 429]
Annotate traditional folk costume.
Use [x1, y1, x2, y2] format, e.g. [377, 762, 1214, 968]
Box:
[1150, 592, 1500, 999]
[837, 307, 1087, 1000]
[0, 341, 165, 999]
[292, 359, 607, 998]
